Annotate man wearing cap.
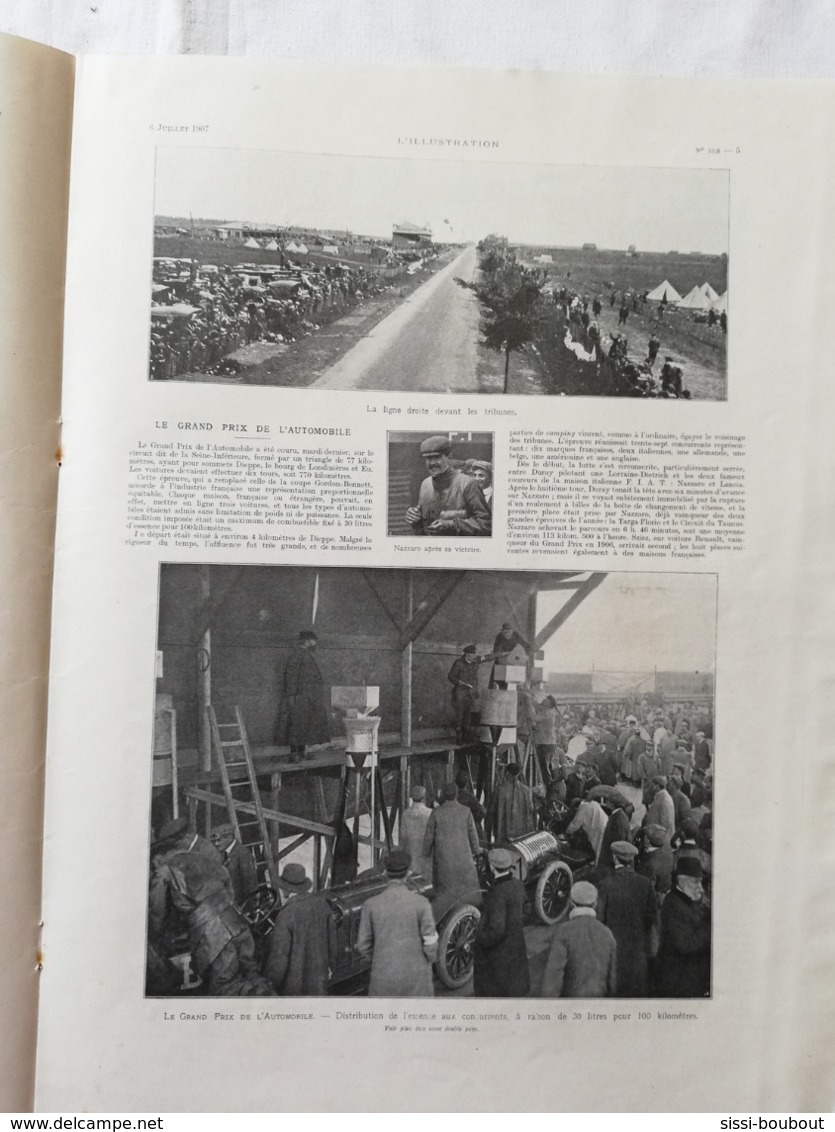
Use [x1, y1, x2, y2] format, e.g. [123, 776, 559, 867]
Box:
[473, 848, 529, 997]
[357, 848, 438, 996]
[405, 435, 491, 537]
[148, 819, 272, 996]
[447, 645, 487, 743]
[422, 783, 480, 904]
[596, 800, 635, 881]
[637, 824, 674, 898]
[210, 824, 259, 904]
[266, 864, 337, 996]
[454, 769, 487, 833]
[596, 841, 657, 997]
[490, 762, 535, 844]
[653, 857, 711, 997]
[468, 460, 494, 512]
[564, 793, 608, 864]
[542, 882, 618, 998]
[399, 784, 434, 880]
[276, 630, 331, 762]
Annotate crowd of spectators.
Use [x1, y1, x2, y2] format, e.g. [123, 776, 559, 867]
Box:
[149, 256, 407, 380]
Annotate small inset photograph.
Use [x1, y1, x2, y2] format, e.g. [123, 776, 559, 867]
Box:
[387, 430, 494, 537]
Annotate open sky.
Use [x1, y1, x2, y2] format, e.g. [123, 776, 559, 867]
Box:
[538, 572, 717, 675]
[155, 147, 729, 253]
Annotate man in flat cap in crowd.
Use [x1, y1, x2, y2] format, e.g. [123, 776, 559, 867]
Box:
[357, 848, 438, 996]
[542, 881, 618, 998]
[637, 823, 674, 899]
[644, 775, 676, 844]
[653, 856, 711, 997]
[266, 863, 337, 996]
[148, 817, 272, 996]
[422, 782, 481, 904]
[405, 435, 491, 536]
[596, 841, 658, 997]
[473, 848, 530, 997]
[277, 630, 331, 762]
[399, 784, 434, 880]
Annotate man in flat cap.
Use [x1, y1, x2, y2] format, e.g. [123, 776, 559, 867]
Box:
[473, 848, 529, 997]
[266, 864, 337, 996]
[357, 848, 438, 996]
[542, 882, 618, 998]
[405, 435, 491, 536]
[447, 644, 488, 743]
[148, 819, 271, 996]
[637, 823, 674, 899]
[653, 857, 711, 997]
[422, 783, 480, 905]
[596, 840, 658, 997]
[399, 784, 434, 880]
[277, 629, 331, 762]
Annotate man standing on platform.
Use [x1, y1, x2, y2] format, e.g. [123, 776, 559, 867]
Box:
[277, 630, 331, 763]
[447, 644, 487, 743]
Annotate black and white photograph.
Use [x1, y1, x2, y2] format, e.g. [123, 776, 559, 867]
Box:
[149, 149, 729, 399]
[148, 564, 716, 1000]
[387, 431, 494, 538]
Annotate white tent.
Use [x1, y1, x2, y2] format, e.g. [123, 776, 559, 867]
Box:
[285, 240, 300, 253]
[295, 242, 308, 254]
[712, 291, 728, 312]
[702, 282, 720, 301]
[244, 237, 260, 249]
[647, 279, 682, 304]
[679, 285, 712, 310]
[264, 239, 279, 251]
[322, 245, 339, 255]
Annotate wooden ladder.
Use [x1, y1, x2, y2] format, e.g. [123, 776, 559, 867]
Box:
[207, 705, 280, 895]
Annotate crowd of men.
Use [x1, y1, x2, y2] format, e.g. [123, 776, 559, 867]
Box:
[149, 257, 403, 380]
[146, 677, 712, 1001]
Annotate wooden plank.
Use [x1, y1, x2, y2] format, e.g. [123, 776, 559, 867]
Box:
[183, 786, 335, 837]
[399, 571, 467, 648]
[533, 572, 608, 652]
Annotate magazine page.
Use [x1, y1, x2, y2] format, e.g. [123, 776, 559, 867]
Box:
[36, 55, 834, 1111]
[0, 33, 74, 1113]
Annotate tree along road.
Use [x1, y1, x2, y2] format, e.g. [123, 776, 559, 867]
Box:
[312, 245, 486, 392]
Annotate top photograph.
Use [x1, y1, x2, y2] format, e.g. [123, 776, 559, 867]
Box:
[149, 149, 729, 400]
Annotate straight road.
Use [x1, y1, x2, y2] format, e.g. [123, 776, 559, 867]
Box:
[313, 245, 485, 392]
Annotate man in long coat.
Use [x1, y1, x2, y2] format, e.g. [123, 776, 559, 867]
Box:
[645, 776, 676, 843]
[277, 630, 330, 761]
[653, 857, 711, 997]
[357, 849, 438, 996]
[596, 801, 634, 881]
[399, 784, 434, 880]
[490, 763, 535, 844]
[148, 819, 271, 996]
[637, 823, 674, 898]
[266, 864, 337, 996]
[422, 783, 480, 903]
[542, 881, 618, 998]
[473, 848, 529, 997]
[596, 841, 657, 998]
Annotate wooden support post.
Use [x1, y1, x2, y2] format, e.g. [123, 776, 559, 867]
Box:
[401, 574, 413, 747]
[399, 754, 408, 836]
[313, 834, 322, 890]
[197, 565, 212, 774]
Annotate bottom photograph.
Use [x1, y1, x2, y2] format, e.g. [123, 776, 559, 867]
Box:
[147, 564, 715, 1000]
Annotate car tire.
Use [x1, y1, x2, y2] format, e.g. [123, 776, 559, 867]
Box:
[436, 903, 481, 990]
[534, 860, 573, 925]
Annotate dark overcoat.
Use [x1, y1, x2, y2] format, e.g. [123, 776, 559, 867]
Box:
[473, 875, 530, 997]
[422, 800, 479, 903]
[266, 893, 337, 996]
[276, 647, 330, 747]
[653, 886, 711, 997]
[491, 778, 535, 844]
[541, 912, 618, 997]
[597, 866, 657, 997]
[596, 809, 632, 880]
